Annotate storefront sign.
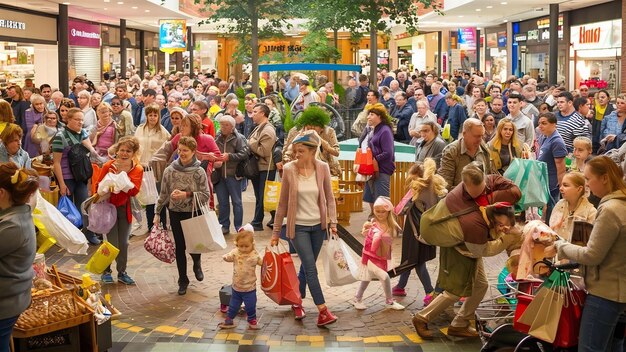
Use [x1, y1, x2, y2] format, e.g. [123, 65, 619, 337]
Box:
[514, 34, 527, 42]
[497, 32, 507, 47]
[458, 28, 476, 50]
[527, 30, 539, 41]
[571, 20, 620, 50]
[260, 41, 302, 55]
[68, 20, 100, 47]
[0, 8, 56, 42]
[159, 19, 187, 53]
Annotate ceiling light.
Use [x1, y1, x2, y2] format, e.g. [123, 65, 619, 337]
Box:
[504, 19, 508, 22]
[501, 1, 507, 4]
[62, 1, 70, 4]
[104, 7, 107, 10]
[116, 1, 123, 4]
[131, 6, 137, 9]
[458, 15, 464, 18]
[104, 0, 109, 2]
[475, 8, 481, 11]
[486, 5, 493, 8]
[144, 9, 150, 12]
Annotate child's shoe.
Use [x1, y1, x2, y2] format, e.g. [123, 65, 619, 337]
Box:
[385, 300, 405, 310]
[423, 291, 437, 307]
[352, 298, 367, 310]
[220, 304, 228, 314]
[316, 307, 337, 327]
[392, 286, 407, 297]
[218, 318, 235, 329]
[292, 304, 306, 320]
[248, 319, 260, 330]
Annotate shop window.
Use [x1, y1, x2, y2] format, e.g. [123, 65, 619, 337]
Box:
[0, 42, 34, 88]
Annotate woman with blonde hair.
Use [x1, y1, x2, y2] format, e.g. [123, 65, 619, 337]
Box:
[392, 158, 447, 303]
[549, 171, 596, 241]
[0, 100, 16, 135]
[488, 117, 523, 174]
[90, 102, 119, 162]
[545, 156, 626, 350]
[0, 124, 31, 168]
[23, 94, 46, 158]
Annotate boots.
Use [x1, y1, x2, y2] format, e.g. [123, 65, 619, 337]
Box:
[193, 262, 204, 281]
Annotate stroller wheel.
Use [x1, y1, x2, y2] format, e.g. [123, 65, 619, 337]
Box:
[514, 335, 553, 352]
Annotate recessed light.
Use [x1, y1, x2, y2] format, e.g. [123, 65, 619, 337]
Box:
[62, 1, 70, 4]
[504, 19, 508, 22]
[458, 15, 464, 18]
[486, 5, 493, 8]
[131, 6, 137, 9]
[144, 9, 150, 12]
[475, 8, 481, 11]
[116, 1, 123, 4]
[104, 7, 107, 10]
[501, 1, 507, 4]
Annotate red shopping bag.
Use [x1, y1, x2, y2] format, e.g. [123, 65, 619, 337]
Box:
[261, 246, 302, 306]
[554, 289, 586, 348]
[514, 293, 533, 333]
[354, 148, 375, 176]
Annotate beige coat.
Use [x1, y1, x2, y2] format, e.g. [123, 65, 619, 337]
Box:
[549, 197, 597, 242]
[248, 121, 276, 171]
[134, 124, 171, 167]
[556, 191, 626, 303]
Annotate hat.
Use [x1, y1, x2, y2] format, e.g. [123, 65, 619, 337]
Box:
[374, 196, 394, 211]
[292, 131, 320, 148]
[300, 79, 310, 86]
[170, 107, 188, 118]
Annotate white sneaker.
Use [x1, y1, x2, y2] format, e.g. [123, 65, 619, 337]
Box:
[352, 299, 367, 310]
[385, 301, 405, 310]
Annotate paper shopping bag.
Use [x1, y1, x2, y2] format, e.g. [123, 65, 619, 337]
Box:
[39, 187, 59, 207]
[527, 286, 564, 343]
[323, 237, 358, 287]
[554, 289, 586, 348]
[137, 168, 159, 206]
[181, 193, 226, 253]
[263, 180, 281, 212]
[261, 246, 302, 306]
[85, 241, 120, 274]
[354, 148, 375, 176]
[516, 286, 552, 327]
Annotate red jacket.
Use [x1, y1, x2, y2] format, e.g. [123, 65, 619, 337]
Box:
[95, 160, 143, 223]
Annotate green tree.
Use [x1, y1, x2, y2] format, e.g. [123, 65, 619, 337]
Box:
[299, 29, 341, 63]
[197, 0, 297, 96]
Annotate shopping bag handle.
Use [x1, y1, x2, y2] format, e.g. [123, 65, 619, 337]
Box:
[266, 241, 290, 254]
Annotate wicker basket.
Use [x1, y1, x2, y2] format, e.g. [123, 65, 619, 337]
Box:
[13, 286, 81, 335]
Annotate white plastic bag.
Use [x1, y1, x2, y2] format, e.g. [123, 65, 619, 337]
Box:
[323, 237, 358, 286]
[137, 168, 158, 206]
[97, 171, 134, 195]
[181, 193, 226, 253]
[34, 191, 88, 255]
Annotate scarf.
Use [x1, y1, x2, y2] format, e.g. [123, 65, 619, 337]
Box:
[595, 101, 607, 121]
[92, 119, 115, 146]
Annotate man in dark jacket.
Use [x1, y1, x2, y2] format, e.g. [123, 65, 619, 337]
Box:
[391, 92, 414, 143]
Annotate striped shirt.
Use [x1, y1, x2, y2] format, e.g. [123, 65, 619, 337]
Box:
[555, 111, 592, 152]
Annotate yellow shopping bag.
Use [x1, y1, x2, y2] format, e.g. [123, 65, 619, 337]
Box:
[40, 187, 59, 207]
[85, 241, 120, 274]
[263, 180, 281, 212]
[34, 216, 57, 254]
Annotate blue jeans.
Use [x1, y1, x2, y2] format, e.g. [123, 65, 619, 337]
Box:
[363, 173, 391, 204]
[396, 263, 434, 293]
[65, 178, 94, 238]
[0, 315, 18, 352]
[579, 294, 626, 352]
[545, 187, 561, 222]
[227, 289, 257, 322]
[215, 176, 244, 232]
[251, 170, 276, 226]
[291, 224, 326, 305]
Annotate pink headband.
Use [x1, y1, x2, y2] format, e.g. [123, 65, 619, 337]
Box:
[374, 197, 394, 211]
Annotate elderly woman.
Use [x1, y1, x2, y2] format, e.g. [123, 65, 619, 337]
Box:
[95, 136, 143, 285]
[413, 162, 521, 339]
[408, 100, 437, 146]
[415, 121, 446, 167]
[110, 97, 135, 137]
[154, 136, 210, 295]
[31, 111, 61, 160]
[283, 106, 340, 176]
[135, 103, 171, 232]
[358, 103, 395, 216]
[213, 114, 249, 234]
[0, 163, 39, 352]
[270, 131, 338, 326]
[23, 94, 46, 158]
[77, 90, 97, 134]
[488, 117, 523, 174]
[90, 102, 119, 162]
[545, 156, 626, 351]
[0, 124, 31, 168]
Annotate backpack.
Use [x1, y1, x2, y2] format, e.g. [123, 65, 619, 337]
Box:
[59, 131, 93, 183]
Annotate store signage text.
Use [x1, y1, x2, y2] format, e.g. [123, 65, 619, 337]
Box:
[571, 20, 620, 50]
[70, 28, 100, 40]
[579, 26, 601, 44]
[514, 34, 527, 42]
[68, 19, 101, 48]
[261, 43, 302, 54]
[0, 20, 26, 30]
[528, 30, 539, 41]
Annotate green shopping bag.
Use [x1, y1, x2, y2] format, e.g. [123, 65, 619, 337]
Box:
[503, 159, 550, 211]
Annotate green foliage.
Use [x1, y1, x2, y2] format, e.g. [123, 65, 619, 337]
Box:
[296, 106, 331, 129]
[235, 87, 246, 112]
[279, 92, 294, 132]
[334, 82, 345, 104]
[299, 30, 341, 63]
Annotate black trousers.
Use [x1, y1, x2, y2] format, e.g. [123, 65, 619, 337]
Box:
[168, 210, 201, 285]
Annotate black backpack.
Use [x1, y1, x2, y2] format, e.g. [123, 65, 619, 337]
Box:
[59, 131, 93, 183]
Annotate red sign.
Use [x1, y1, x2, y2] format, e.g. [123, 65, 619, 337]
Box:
[68, 20, 100, 48]
[579, 26, 601, 44]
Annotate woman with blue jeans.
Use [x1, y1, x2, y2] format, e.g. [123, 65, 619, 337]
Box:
[270, 131, 338, 327]
[545, 156, 626, 352]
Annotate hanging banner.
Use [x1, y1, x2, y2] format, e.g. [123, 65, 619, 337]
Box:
[458, 28, 477, 50]
[159, 19, 187, 53]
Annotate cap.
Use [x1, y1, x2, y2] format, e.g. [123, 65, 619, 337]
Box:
[292, 131, 320, 148]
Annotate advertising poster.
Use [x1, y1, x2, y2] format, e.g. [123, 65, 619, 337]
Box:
[68, 19, 101, 48]
[159, 19, 187, 53]
[458, 28, 476, 50]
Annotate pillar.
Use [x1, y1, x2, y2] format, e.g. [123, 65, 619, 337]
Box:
[58, 4, 68, 95]
[549, 4, 558, 85]
[437, 31, 442, 76]
[187, 26, 193, 78]
[120, 19, 127, 79]
[476, 29, 481, 73]
[139, 30, 146, 78]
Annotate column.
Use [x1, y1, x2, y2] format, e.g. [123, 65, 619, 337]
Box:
[139, 30, 145, 78]
[622, 0, 626, 93]
[187, 26, 193, 78]
[58, 4, 69, 95]
[120, 19, 127, 79]
[549, 4, 558, 85]
[476, 29, 481, 73]
[437, 31, 442, 76]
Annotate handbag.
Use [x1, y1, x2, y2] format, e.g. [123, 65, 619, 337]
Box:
[261, 244, 302, 306]
[144, 225, 176, 264]
[263, 154, 280, 212]
[322, 237, 358, 286]
[502, 158, 550, 211]
[394, 189, 414, 216]
[137, 167, 159, 206]
[180, 193, 226, 253]
[85, 241, 120, 274]
[236, 152, 260, 179]
[58, 195, 83, 228]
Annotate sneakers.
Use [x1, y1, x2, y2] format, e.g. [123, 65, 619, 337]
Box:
[220, 304, 228, 313]
[385, 300, 405, 310]
[412, 315, 433, 340]
[248, 319, 260, 330]
[86, 234, 102, 246]
[423, 291, 437, 307]
[193, 262, 204, 281]
[292, 304, 306, 320]
[117, 272, 135, 285]
[316, 307, 337, 327]
[352, 298, 367, 310]
[392, 286, 407, 297]
[101, 272, 114, 284]
[447, 325, 479, 338]
[218, 318, 235, 329]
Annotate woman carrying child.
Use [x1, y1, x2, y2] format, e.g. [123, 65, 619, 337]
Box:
[352, 196, 405, 310]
